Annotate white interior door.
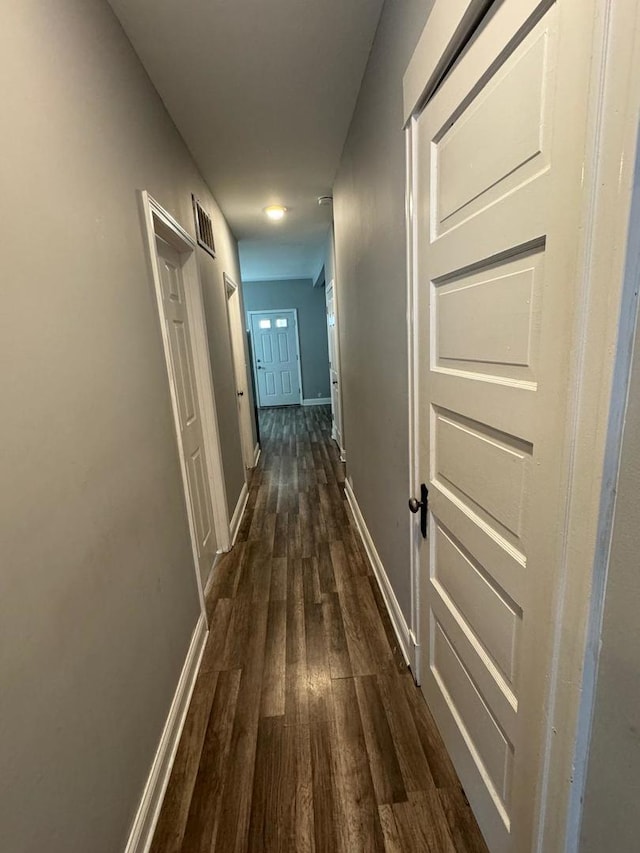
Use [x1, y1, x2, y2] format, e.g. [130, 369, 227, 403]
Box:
[156, 236, 217, 584]
[413, 2, 597, 850]
[225, 275, 256, 468]
[250, 310, 301, 407]
[326, 281, 344, 454]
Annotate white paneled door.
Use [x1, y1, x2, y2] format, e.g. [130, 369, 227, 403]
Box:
[250, 310, 301, 407]
[156, 236, 217, 584]
[412, 1, 598, 850]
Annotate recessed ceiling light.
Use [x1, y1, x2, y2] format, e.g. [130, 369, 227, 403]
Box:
[264, 205, 287, 221]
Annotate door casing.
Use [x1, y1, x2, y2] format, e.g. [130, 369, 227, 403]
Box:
[140, 191, 232, 601]
[404, 1, 640, 850]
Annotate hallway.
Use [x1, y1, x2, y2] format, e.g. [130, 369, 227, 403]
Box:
[150, 406, 488, 852]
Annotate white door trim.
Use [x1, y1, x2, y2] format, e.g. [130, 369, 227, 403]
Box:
[248, 308, 303, 407]
[405, 2, 640, 851]
[402, 0, 492, 125]
[223, 273, 257, 469]
[140, 192, 231, 596]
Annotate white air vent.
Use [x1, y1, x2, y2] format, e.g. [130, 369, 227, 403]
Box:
[192, 194, 216, 258]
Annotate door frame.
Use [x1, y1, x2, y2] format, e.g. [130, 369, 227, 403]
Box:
[404, 2, 640, 851]
[223, 273, 259, 468]
[140, 192, 232, 604]
[325, 278, 345, 460]
[247, 308, 303, 407]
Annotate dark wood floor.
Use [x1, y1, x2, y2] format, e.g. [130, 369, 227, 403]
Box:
[150, 405, 489, 852]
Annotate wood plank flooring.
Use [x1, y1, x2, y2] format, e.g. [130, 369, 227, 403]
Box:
[150, 405, 489, 853]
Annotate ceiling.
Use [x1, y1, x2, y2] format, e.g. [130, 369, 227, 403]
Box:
[108, 0, 385, 281]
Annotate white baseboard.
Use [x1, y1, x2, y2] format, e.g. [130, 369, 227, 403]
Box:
[302, 397, 331, 406]
[229, 481, 249, 546]
[252, 443, 261, 468]
[344, 480, 415, 671]
[125, 613, 208, 853]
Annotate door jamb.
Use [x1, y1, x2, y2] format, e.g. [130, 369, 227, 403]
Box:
[140, 192, 231, 606]
[404, 2, 640, 851]
[248, 308, 303, 407]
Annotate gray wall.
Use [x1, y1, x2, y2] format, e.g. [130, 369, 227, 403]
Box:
[333, 0, 434, 620]
[579, 287, 640, 847]
[0, 1, 242, 850]
[244, 278, 331, 402]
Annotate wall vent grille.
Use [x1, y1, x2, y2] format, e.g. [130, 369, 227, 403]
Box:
[192, 195, 216, 258]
